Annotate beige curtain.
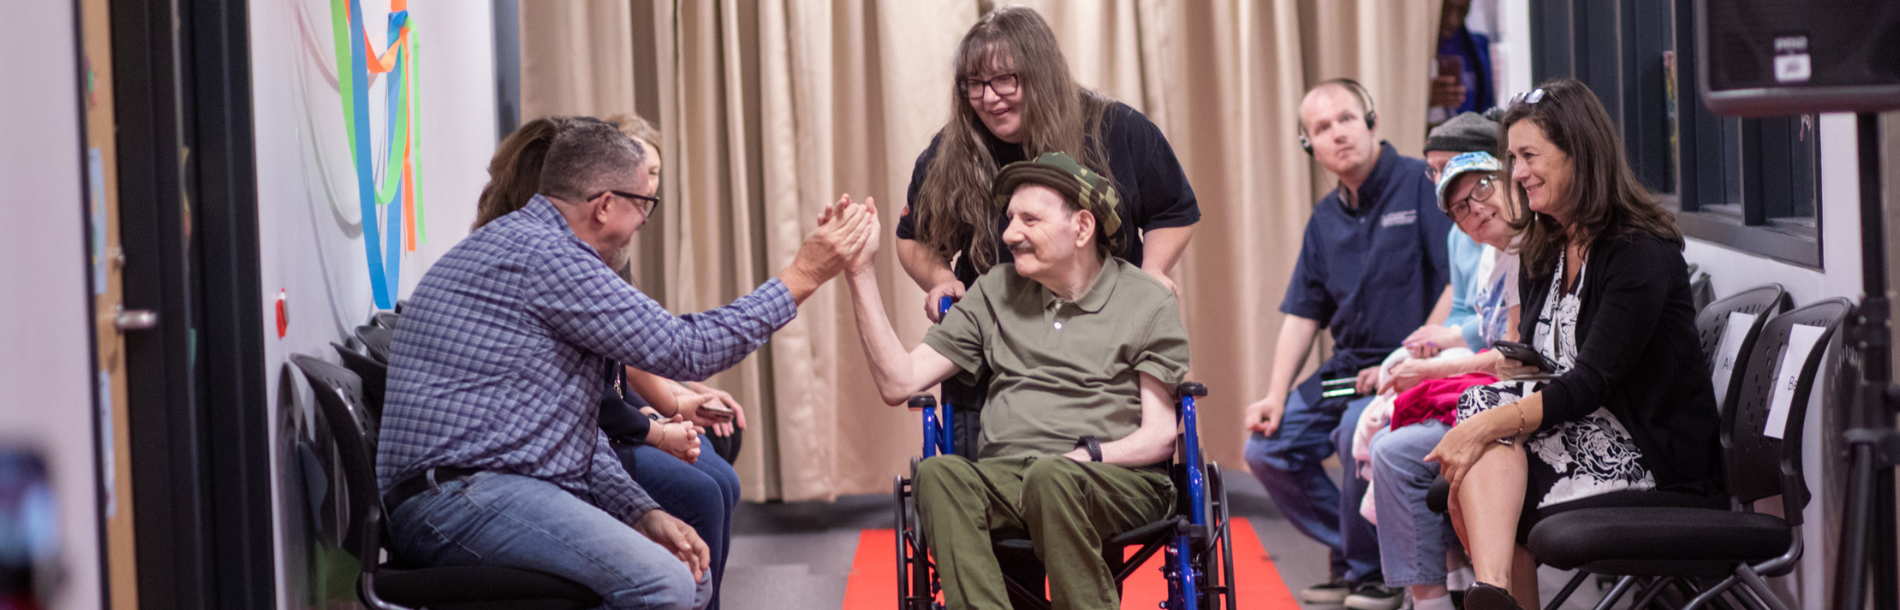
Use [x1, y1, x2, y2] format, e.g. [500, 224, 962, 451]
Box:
[519, 0, 1433, 501]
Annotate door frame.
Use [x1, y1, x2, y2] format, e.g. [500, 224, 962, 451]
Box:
[107, 0, 273, 607]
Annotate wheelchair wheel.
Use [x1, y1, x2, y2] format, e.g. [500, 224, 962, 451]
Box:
[897, 458, 941, 610]
[894, 475, 912, 610]
[1206, 464, 1237, 610]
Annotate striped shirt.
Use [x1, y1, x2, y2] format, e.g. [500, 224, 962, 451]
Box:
[376, 195, 795, 522]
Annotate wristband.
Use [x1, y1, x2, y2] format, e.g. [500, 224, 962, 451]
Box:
[1073, 436, 1103, 462]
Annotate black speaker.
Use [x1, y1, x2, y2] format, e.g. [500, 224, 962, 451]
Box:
[1695, 0, 1900, 116]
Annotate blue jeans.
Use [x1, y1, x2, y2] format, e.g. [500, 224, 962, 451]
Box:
[1370, 420, 1461, 588]
[386, 471, 713, 610]
[618, 437, 740, 610]
[1244, 392, 1381, 582]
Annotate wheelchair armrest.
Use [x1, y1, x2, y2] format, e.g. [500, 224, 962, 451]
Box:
[1175, 381, 1207, 398]
[908, 394, 937, 411]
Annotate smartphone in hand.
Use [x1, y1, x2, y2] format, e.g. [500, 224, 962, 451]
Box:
[1491, 340, 1561, 373]
[1437, 55, 1465, 78]
[697, 402, 735, 420]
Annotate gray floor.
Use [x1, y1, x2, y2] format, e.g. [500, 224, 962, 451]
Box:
[723, 467, 1614, 610]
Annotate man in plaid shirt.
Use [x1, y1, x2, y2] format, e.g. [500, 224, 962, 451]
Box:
[377, 119, 871, 610]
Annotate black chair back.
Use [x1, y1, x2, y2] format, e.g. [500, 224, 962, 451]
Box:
[356, 324, 394, 365]
[372, 311, 400, 330]
[1695, 283, 1789, 373]
[1721, 298, 1849, 526]
[292, 354, 384, 565]
[1697, 285, 1792, 421]
[332, 343, 388, 422]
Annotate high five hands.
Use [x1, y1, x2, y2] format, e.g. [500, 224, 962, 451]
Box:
[780, 193, 879, 303]
[830, 194, 882, 276]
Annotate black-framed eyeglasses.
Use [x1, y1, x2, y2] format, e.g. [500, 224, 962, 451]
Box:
[960, 73, 1020, 100]
[599, 190, 660, 218]
[1444, 175, 1497, 222]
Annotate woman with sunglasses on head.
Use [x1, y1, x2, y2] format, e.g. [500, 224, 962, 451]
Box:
[1424, 80, 1722, 610]
[476, 114, 744, 610]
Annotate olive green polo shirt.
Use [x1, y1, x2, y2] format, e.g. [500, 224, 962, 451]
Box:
[921, 258, 1191, 459]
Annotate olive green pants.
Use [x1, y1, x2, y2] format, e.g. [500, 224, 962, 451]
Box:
[914, 455, 1174, 610]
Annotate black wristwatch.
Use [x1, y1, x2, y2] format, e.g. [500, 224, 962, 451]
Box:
[1074, 436, 1103, 462]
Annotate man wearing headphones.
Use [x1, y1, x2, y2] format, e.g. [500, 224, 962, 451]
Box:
[1244, 79, 1453, 609]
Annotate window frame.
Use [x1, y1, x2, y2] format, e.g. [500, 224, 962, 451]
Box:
[1528, 0, 1823, 268]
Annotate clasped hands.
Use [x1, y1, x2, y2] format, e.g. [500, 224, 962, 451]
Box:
[784, 194, 881, 294]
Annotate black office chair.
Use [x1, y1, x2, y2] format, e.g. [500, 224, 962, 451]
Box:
[331, 342, 388, 422]
[1694, 284, 1791, 413]
[356, 324, 393, 365]
[372, 311, 401, 330]
[291, 354, 601, 610]
[1526, 298, 1851, 610]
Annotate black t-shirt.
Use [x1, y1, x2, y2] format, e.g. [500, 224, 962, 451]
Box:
[896, 101, 1201, 286]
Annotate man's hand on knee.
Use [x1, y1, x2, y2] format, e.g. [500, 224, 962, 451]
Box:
[634, 509, 711, 583]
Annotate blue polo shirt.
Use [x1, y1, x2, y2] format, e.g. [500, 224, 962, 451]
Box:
[1280, 142, 1453, 407]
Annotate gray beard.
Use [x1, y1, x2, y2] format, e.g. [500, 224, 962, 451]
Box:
[604, 242, 633, 273]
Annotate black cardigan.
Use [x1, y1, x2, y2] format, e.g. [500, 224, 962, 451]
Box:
[1518, 231, 1722, 495]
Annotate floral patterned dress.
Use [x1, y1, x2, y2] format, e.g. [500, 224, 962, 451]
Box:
[1454, 251, 1655, 509]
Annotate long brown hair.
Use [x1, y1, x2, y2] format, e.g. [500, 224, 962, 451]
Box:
[1500, 79, 1681, 280]
[913, 5, 1113, 274]
[474, 116, 579, 229]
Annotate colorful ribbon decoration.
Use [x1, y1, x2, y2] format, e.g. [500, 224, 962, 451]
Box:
[333, 0, 423, 309]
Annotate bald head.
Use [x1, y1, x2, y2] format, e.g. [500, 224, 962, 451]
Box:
[1299, 82, 1381, 185]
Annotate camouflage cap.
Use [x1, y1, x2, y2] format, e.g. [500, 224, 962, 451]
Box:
[992, 151, 1122, 237]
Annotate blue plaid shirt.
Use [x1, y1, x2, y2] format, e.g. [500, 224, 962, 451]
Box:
[376, 195, 796, 523]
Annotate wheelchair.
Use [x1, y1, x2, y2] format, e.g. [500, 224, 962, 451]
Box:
[891, 300, 1236, 610]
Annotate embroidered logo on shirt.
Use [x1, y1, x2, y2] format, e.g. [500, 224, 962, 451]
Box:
[1380, 210, 1417, 228]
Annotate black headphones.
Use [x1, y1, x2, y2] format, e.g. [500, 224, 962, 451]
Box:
[1298, 78, 1378, 156]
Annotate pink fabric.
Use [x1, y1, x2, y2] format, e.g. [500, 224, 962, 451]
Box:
[1390, 373, 1496, 429]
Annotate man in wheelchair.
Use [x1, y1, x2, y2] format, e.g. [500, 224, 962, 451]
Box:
[840, 151, 1191, 609]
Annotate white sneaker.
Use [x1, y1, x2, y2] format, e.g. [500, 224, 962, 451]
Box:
[1302, 579, 1353, 604]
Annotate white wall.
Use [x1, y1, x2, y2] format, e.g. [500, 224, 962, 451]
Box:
[1681, 112, 1866, 609]
[248, 0, 495, 607]
[0, 3, 103, 610]
[1492, 0, 1535, 104]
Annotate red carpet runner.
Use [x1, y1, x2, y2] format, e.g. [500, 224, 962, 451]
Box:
[842, 518, 1300, 609]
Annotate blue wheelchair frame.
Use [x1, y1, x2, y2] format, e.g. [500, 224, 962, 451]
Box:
[893, 297, 1236, 610]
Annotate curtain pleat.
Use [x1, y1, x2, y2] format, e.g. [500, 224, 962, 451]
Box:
[514, 0, 1434, 501]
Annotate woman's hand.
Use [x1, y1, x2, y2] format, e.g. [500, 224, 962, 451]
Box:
[924, 281, 966, 323]
[1403, 325, 1467, 358]
[1495, 358, 1540, 380]
[1380, 359, 1441, 395]
[653, 415, 703, 464]
[674, 392, 736, 436]
[1424, 405, 1513, 487]
[684, 381, 746, 435]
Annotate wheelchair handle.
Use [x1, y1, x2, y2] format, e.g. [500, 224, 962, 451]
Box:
[1175, 381, 1207, 397]
[908, 394, 937, 411]
[938, 296, 954, 318]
